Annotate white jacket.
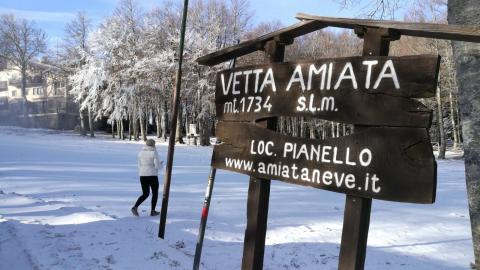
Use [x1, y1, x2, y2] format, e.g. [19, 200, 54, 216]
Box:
[138, 146, 163, 176]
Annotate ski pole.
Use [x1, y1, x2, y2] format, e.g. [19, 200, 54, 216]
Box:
[193, 167, 216, 270]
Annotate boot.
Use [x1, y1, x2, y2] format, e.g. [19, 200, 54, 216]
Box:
[151, 210, 160, 216]
[131, 207, 139, 216]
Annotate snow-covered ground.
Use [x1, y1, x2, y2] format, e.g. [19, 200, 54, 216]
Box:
[0, 126, 473, 269]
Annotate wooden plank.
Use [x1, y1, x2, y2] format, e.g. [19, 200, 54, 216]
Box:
[241, 39, 285, 270]
[215, 55, 439, 127]
[212, 121, 437, 204]
[296, 13, 480, 43]
[197, 20, 325, 66]
[215, 55, 440, 98]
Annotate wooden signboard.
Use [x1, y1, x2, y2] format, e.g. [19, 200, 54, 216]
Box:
[215, 55, 439, 127]
[212, 121, 436, 204]
[191, 17, 479, 270]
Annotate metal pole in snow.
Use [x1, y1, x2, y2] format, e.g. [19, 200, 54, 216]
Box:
[192, 39, 239, 269]
[158, 0, 189, 239]
[192, 168, 216, 270]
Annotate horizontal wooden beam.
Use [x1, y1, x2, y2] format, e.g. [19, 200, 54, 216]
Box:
[198, 14, 479, 67]
[196, 20, 326, 66]
[296, 13, 480, 43]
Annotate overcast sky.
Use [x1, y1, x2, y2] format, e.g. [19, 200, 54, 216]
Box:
[0, 0, 407, 47]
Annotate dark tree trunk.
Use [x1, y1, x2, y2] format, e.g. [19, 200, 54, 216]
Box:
[117, 120, 122, 139]
[21, 67, 29, 127]
[88, 106, 94, 137]
[128, 114, 132, 141]
[448, 0, 480, 266]
[121, 120, 124, 140]
[112, 121, 115, 139]
[20, 66, 29, 127]
[161, 100, 168, 141]
[175, 103, 184, 144]
[134, 116, 139, 141]
[139, 112, 147, 141]
[436, 87, 446, 159]
[79, 108, 87, 136]
[198, 116, 211, 146]
[156, 108, 161, 138]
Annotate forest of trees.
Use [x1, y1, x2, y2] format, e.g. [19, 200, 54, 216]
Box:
[0, 0, 464, 157]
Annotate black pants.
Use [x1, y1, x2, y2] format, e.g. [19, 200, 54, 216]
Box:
[134, 176, 159, 210]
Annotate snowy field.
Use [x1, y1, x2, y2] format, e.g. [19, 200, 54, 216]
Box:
[0, 126, 474, 269]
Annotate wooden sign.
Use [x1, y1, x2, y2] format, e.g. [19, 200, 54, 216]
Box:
[215, 55, 439, 127]
[212, 121, 436, 204]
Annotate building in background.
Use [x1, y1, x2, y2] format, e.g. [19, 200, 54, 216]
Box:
[0, 60, 78, 129]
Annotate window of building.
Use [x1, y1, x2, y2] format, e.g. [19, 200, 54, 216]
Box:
[0, 81, 7, 92]
[11, 90, 16, 97]
[54, 81, 65, 89]
[32, 87, 43, 96]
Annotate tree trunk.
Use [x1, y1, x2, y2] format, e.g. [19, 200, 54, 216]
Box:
[198, 116, 211, 146]
[139, 113, 147, 141]
[117, 120, 120, 139]
[449, 90, 461, 149]
[331, 122, 336, 138]
[117, 120, 121, 138]
[134, 119, 138, 140]
[321, 122, 326, 140]
[79, 108, 87, 136]
[156, 109, 161, 138]
[300, 117, 306, 138]
[112, 121, 115, 139]
[448, 1, 480, 266]
[456, 98, 463, 143]
[309, 122, 316, 139]
[292, 117, 298, 137]
[118, 120, 122, 139]
[21, 67, 29, 127]
[145, 112, 149, 136]
[436, 87, 446, 159]
[88, 106, 94, 137]
[175, 104, 184, 144]
[161, 105, 168, 142]
[128, 114, 132, 141]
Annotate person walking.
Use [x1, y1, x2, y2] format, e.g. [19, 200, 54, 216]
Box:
[131, 139, 163, 216]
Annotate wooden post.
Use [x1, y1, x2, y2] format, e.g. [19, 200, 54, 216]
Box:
[158, 0, 189, 239]
[241, 36, 291, 270]
[338, 27, 400, 270]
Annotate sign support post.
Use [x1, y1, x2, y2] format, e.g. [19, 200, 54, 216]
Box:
[241, 37, 291, 270]
[338, 27, 400, 270]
